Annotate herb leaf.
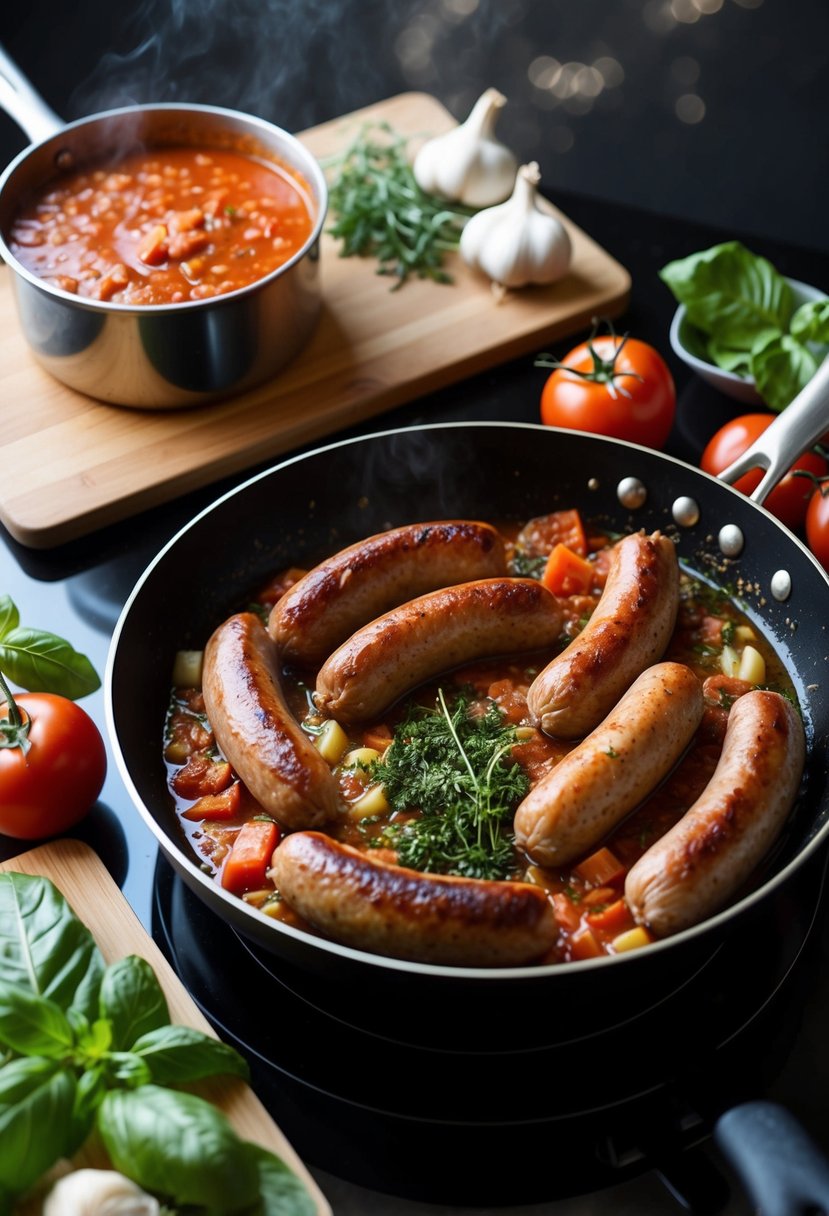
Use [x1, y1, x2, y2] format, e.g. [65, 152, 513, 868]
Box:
[0, 626, 100, 700]
[131, 1023, 250, 1085]
[99, 955, 170, 1050]
[326, 122, 474, 289]
[0, 981, 74, 1058]
[246, 1142, 318, 1216]
[0, 598, 19, 641]
[374, 690, 527, 880]
[0, 1057, 76, 1195]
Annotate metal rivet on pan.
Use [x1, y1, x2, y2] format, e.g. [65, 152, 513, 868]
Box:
[617, 477, 647, 510]
[588, 478, 599, 491]
[718, 524, 745, 557]
[55, 148, 75, 171]
[771, 569, 792, 601]
[672, 496, 700, 527]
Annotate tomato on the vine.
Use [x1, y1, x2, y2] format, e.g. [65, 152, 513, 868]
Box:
[538, 327, 676, 449]
[700, 413, 827, 532]
[806, 487, 829, 572]
[0, 692, 106, 839]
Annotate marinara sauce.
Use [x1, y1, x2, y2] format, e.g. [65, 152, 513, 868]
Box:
[9, 146, 314, 305]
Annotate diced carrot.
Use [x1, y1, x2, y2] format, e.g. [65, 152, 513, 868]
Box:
[552, 892, 581, 933]
[581, 885, 618, 907]
[516, 508, 588, 557]
[574, 846, 626, 889]
[569, 925, 602, 961]
[542, 544, 595, 597]
[585, 898, 634, 937]
[221, 819, 280, 894]
[137, 224, 169, 265]
[362, 724, 393, 754]
[172, 755, 233, 798]
[182, 782, 242, 821]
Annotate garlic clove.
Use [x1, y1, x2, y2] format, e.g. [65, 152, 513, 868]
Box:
[460, 162, 572, 289]
[43, 1169, 160, 1216]
[413, 87, 518, 208]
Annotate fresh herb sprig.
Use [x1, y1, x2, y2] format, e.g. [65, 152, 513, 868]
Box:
[373, 690, 528, 880]
[325, 122, 475, 289]
[0, 872, 313, 1216]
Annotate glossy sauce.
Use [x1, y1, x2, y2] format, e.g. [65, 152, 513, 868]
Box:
[10, 146, 314, 305]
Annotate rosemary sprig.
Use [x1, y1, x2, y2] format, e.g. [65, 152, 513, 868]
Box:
[324, 122, 475, 289]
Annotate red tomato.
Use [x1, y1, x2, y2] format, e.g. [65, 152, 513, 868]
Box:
[539, 334, 676, 449]
[0, 693, 107, 839]
[700, 414, 827, 531]
[806, 488, 829, 571]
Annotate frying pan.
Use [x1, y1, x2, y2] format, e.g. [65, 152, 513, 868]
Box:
[107, 362, 829, 1211]
[0, 45, 327, 408]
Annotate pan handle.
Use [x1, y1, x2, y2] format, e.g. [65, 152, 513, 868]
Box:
[715, 1100, 829, 1215]
[0, 42, 63, 146]
[717, 352, 829, 505]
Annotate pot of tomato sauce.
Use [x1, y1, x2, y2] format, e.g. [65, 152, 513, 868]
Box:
[0, 47, 327, 408]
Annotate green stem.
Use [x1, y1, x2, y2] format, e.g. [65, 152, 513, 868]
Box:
[0, 669, 21, 728]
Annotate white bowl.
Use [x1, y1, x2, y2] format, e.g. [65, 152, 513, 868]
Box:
[669, 276, 828, 405]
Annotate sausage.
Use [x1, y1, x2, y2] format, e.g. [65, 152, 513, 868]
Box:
[624, 689, 805, 937]
[270, 831, 557, 966]
[514, 662, 704, 867]
[314, 578, 564, 724]
[269, 520, 507, 666]
[527, 531, 679, 739]
[202, 613, 341, 829]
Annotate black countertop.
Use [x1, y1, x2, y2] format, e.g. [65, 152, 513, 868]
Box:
[3, 193, 829, 1215]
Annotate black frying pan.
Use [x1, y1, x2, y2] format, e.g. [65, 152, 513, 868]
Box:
[106, 370, 829, 1212]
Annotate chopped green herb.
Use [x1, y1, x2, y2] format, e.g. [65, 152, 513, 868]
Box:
[605, 746, 620, 759]
[721, 619, 736, 646]
[324, 122, 475, 289]
[510, 549, 548, 579]
[372, 689, 528, 879]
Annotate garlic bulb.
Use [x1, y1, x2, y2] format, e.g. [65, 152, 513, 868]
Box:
[44, 1169, 160, 1216]
[459, 162, 572, 289]
[413, 87, 518, 208]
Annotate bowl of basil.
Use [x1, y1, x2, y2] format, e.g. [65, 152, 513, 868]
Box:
[662, 241, 829, 411]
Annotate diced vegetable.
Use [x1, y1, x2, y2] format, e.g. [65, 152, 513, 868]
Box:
[585, 898, 633, 936]
[720, 643, 740, 677]
[611, 925, 652, 953]
[343, 747, 382, 781]
[573, 846, 625, 888]
[552, 892, 581, 933]
[315, 718, 348, 764]
[541, 544, 595, 597]
[362, 724, 393, 754]
[221, 820, 280, 894]
[171, 649, 204, 689]
[172, 756, 233, 798]
[348, 784, 391, 820]
[569, 925, 602, 961]
[182, 783, 241, 821]
[738, 644, 766, 684]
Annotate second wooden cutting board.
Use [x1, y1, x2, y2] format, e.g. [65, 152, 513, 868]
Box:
[0, 91, 630, 547]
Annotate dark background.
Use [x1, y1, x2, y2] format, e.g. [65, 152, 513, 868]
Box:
[2, 0, 828, 256]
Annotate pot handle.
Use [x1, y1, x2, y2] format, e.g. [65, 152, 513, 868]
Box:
[0, 42, 63, 146]
[717, 352, 829, 504]
[715, 1100, 829, 1215]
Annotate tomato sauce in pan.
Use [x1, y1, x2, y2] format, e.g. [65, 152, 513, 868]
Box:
[163, 512, 797, 965]
[9, 146, 314, 305]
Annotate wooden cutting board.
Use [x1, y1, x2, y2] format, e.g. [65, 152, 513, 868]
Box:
[0, 838, 331, 1216]
[0, 92, 630, 548]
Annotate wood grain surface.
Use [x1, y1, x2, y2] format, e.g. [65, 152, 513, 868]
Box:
[1, 838, 331, 1216]
[0, 92, 630, 547]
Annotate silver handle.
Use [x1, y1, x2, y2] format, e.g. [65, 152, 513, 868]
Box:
[0, 42, 63, 146]
[718, 354, 829, 503]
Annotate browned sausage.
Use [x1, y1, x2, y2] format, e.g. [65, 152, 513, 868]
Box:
[514, 663, 704, 866]
[269, 521, 507, 666]
[202, 613, 341, 829]
[527, 531, 679, 739]
[314, 578, 563, 724]
[270, 831, 557, 966]
[625, 690, 805, 937]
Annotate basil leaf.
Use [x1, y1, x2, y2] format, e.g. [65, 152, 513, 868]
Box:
[70, 1062, 108, 1153]
[245, 1143, 316, 1216]
[751, 334, 818, 412]
[790, 299, 829, 344]
[0, 874, 104, 1022]
[0, 1056, 76, 1194]
[131, 1024, 250, 1085]
[0, 627, 100, 700]
[706, 339, 754, 376]
[104, 1051, 153, 1088]
[0, 598, 19, 643]
[99, 1085, 260, 1214]
[660, 241, 793, 348]
[0, 980, 74, 1057]
[100, 955, 169, 1050]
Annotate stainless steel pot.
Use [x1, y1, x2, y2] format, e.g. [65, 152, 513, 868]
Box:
[0, 46, 327, 409]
